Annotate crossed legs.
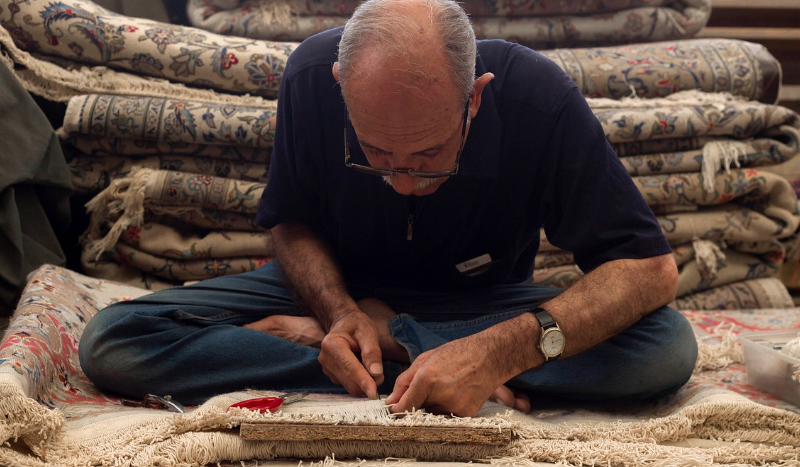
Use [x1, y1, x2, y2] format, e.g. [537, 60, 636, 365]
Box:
[80, 262, 696, 407]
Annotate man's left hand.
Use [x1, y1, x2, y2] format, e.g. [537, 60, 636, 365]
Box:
[384, 335, 507, 417]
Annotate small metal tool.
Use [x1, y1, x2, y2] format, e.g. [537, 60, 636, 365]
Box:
[122, 394, 185, 413]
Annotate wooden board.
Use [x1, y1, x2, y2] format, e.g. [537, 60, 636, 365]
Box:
[240, 423, 512, 446]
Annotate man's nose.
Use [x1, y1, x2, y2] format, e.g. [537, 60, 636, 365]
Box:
[388, 174, 418, 195]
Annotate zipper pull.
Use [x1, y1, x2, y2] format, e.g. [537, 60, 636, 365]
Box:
[407, 214, 414, 241]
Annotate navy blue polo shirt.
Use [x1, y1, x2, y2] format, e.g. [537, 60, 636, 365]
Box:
[257, 28, 670, 292]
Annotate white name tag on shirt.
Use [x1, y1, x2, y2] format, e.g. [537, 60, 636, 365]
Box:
[456, 254, 493, 274]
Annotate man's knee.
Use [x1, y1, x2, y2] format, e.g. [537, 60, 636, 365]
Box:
[625, 306, 698, 398]
[79, 302, 159, 398]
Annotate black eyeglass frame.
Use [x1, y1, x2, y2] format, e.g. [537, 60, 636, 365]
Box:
[344, 100, 470, 179]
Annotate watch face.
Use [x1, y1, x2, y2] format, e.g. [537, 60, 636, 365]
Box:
[541, 329, 565, 357]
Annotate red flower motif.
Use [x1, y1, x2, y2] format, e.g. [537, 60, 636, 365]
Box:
[50, 35, 59, 46]
[222, 52, 239, 70]
[125, 25, 138, 33]
[717, 193, 734, 203]
[66, 9, 74, 15]
[125, 226, 142, 242]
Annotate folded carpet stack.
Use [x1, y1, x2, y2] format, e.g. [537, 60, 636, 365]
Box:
[186, 0, 711, 48]
[0, 0, 773, 103]
[59, 94, 276, 289]
[533, 92, 800, 309]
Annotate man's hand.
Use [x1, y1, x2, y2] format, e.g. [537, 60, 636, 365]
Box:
[384, 335, 508, 417]
[318, 309, 384, 399]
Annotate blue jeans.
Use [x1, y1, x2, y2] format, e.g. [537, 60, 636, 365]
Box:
[79, 262, 698, 406]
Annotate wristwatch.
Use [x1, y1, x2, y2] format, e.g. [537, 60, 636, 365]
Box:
[530, 307, 565, 361]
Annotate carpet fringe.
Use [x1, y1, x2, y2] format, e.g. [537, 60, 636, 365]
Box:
[0, 377, 65, 459]
[83, 167, 151, 261]
[694, 324, 744, 372]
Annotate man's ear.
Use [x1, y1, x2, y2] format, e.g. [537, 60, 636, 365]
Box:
[332, 62, 341, 83]
[469, 72, 495, 118]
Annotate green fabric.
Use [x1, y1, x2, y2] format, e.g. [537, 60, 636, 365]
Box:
[0, 61, 71, 315]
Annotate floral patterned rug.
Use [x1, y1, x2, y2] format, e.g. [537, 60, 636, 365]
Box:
[186, 0, 711, 49]
[2, 264, 800, 467]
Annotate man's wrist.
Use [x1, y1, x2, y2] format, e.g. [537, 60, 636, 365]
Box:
[480, 313, 544, 381]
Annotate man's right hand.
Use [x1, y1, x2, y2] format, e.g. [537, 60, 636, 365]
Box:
[318, 309, 384, 399]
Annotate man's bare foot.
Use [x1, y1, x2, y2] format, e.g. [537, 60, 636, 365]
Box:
[243, 315, 326, 348]
[356, 298, 411, 363]
[490, 385, 532, 413]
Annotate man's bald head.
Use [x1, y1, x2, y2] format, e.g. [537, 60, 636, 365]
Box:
[337, 0, 476, 104]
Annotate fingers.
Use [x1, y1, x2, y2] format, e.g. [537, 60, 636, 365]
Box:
[489, 385, 516, 408]
[513, 391, 531, 414]
[385, 367, 411, 406]
[355, 325, 384, 387]
[319, 333, 379, 399]
[387, 366, 428, 414]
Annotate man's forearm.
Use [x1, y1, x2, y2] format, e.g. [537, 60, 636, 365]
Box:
[485, 253, 679, 380]
[272, 222, 358, 331]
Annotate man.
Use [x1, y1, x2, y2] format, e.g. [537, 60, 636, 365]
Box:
[79, 0, 697, 417]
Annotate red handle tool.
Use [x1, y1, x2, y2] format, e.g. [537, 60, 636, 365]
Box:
[228, 391, 309, 413]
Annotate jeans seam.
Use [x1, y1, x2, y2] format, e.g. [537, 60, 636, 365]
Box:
[422, 308, 529, 331]
[173, 310, 241, 322]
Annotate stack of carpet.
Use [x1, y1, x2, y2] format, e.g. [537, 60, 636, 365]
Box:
[186, 0, 712, 48]
[60, 94, 277, 289]
[533, 92, 800, 310]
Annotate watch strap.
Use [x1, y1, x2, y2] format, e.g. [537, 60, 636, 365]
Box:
[531, 307, 556, 330]
[530, 306, 563, 361]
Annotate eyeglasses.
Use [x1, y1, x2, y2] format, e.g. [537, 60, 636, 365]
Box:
[344, 100, 469, 179]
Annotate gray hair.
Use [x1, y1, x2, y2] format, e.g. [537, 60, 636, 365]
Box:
[337, 0, 476, 103]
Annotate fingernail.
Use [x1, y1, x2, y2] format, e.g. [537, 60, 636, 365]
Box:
[369, 363, 382, 375]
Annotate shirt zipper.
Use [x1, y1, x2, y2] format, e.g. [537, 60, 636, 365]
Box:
[405, 197, 424, 241]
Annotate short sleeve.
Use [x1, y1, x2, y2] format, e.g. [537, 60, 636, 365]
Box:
[542, 88, 671, 272]
[256, 68, 322, 230]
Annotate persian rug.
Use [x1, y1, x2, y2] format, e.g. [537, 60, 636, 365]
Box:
[117, 222, 272, 260]
[0, 0, 297, 98]
[539, 39, 781, 103]
[79, 168, 268, 285]
[3, 265, 800, 467]
[533, 167, 800, 296]
[186, 0, 710, 49]
[673, 278, 793, 311]
[61, 131, 272, 159]
[66, 152, 269, 194]
[683, 307, 800, 412]
[62, 94, 276, 148]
